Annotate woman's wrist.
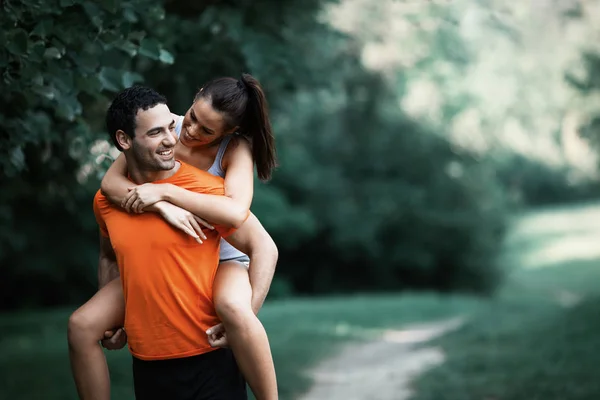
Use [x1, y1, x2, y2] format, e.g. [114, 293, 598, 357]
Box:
[162, 184, 176, 202]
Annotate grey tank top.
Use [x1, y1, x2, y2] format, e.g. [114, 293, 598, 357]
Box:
[175, 116, 247, 261]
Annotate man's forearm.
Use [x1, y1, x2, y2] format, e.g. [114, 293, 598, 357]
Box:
[98, 256, 119, 289]
[164, 185, 248, 228]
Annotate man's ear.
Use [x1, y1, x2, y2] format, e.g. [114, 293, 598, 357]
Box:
[115, 130, 132, 150]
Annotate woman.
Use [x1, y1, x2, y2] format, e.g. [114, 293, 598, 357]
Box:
[68, 74, 278, 400]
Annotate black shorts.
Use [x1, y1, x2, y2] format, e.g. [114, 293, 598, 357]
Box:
[132, 349, 247, 400]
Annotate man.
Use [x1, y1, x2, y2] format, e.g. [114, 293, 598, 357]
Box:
[93, 86, 276, 399]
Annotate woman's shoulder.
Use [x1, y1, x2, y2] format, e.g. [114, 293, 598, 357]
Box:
[225, 134, 251, 155]
[222, 134, 252, 168]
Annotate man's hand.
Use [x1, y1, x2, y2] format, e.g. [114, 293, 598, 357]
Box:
[122, 183, 168, 213]
[101, 328, 128, 350]
[206, 323, 228, 348]
[152, 202, 213, 244]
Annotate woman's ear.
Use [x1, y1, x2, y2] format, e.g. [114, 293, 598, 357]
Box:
[115, 130, 132, 150]
[226, 125, 240, 135]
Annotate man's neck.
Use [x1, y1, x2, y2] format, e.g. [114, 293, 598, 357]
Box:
[128, 161, 181, 185]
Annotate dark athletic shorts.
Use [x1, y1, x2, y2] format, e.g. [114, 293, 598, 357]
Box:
[132, 348, 247, 400]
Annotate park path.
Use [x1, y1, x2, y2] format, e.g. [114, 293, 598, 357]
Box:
[299, 317, 465, 400]
[299, 202, 600, 400]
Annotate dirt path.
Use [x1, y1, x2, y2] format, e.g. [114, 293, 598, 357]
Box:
[299, 203, 600, 400]
[299, 317, 465, 400]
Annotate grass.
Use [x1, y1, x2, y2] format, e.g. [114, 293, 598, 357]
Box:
[411, 260, 600, 400]
[0, 292, 481, 400]
[2, 203, 600, 399]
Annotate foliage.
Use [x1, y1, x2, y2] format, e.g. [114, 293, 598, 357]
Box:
[495, 153, 600, 207]
[266, 69, 507, 294]
[1, 0, 511, 309]
[569, 52, 600, 164]
[0, 0, 174, 308]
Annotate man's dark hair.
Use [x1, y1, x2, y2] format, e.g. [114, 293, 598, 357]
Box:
[106, 86, 167, 151]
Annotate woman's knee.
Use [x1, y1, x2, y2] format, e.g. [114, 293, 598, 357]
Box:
[67, 307, 102, 345]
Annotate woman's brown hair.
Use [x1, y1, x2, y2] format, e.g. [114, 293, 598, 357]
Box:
[195, 73, 277, 181]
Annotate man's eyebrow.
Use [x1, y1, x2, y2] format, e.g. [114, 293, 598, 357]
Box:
[146, 126, 163, 134]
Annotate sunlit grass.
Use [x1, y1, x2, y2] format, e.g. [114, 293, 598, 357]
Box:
[411, 259, 600, 400]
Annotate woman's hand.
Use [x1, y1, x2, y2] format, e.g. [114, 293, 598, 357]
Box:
[153, 202, 214, 244]
[122, 183, 169, 213]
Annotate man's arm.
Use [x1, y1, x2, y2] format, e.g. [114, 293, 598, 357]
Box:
[98, 235, 119, 289]
[222, 213, 278, 314]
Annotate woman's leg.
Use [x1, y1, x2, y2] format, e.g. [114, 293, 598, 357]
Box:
[213, 260, 278, 400]
[67, 278, 125, 400]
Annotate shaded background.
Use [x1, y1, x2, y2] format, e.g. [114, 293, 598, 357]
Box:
[3, 0, 600, 399]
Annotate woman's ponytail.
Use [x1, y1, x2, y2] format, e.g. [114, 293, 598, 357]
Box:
[240, 73, 277, 181]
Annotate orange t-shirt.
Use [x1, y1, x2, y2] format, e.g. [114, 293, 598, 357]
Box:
[93, 161, 236, 360]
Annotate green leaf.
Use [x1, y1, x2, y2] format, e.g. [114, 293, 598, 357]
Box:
[71, 51, 99, 74]
[116, 40, 138, 57]
[10, 147, 26, 172]
[59, 0, 76, 7]
[121, 71, 143, 88]
[31, 85, 56, 100]
[98, 0, 119, 13]
[159, 49, 174, 65]
[128, 30, 146, 43]
[138, 38, 161, 60]
[82, 2, 103, 29]
[75, 75, 103, 95]
[32, 19, 54, 38]
[56, 95, 82, 121]
[32, 73, 44, 86]
[147, 6, 165, 22]
[28, 42, 46, 63]
[123, 8, 138, 23]
[98, 67, 122, 92]
[6, 29, 29, 56]
[51, 69, 74, 92]
[44, 48, 62, 59]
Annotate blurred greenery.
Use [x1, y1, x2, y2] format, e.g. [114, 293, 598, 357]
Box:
[1, 0, 599, 309]
[3, 0, 600, 398]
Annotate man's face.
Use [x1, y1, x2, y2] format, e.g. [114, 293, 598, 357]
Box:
[129, 104, 177, 171]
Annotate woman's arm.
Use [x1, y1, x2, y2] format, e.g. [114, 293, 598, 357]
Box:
[160, 137, 254, 227]
[100, 153, 131, 206]
[221, 136, 254, 211]
[122, 137, 254, 227]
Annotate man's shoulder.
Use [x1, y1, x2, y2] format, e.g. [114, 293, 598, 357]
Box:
[93, 189, 108, 208]
[93, 189, 118, 215]
[175, 161, 225, 194]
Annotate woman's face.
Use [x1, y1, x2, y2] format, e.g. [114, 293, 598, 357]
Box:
[180, 98, 235, 147]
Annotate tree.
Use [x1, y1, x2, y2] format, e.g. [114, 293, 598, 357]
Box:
[0, 0, 174, 308]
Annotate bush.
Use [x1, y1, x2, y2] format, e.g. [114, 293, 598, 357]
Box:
[252, 73, 508, 295]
